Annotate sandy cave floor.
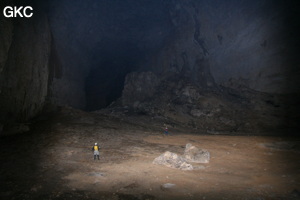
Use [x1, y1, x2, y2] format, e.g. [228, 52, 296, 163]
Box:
[0, 109, 299, 200]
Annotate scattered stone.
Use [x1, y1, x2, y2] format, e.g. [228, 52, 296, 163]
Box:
[153, 151, 193, 170]
[160, 183, 176, 191]
[183, 143, 210, 163]
[87, 172, 105, 177]
[123, 182, 139, 189]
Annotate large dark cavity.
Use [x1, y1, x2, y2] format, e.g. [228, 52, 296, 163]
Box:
[47, 0, 173, 111]
[85, 41, 142, 110]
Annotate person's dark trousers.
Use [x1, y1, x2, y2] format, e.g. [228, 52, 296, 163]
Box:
[97, 155, 100, 160]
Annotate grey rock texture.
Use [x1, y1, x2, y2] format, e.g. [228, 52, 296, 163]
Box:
[118, 0, 299, 133]
[153, 151, 193, 171]
[122, 72, 160, 107]
[153, 144, 210, 170]
[197, 0, 299, 94]
[183, 143, 210, 163]
[152, 0, 299, 94]
[120, 68, 293, 133]
[0, 3, 51, 130]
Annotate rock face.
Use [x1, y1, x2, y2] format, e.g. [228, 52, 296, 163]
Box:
[183, 143, 210, 163]
[122, 72, 160, 107]
[120, 68, 292, 133]
[119, 0, 300, 133]
[156, 0, 299, 94]
[0, 1, 51, 132]
[199, 0, 299, 94]
[153, 151, 193, 171]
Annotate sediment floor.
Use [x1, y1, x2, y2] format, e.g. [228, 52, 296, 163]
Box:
[0, 108, 299, 200]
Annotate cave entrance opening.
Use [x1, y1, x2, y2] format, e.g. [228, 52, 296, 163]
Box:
[85, 57, 136, 111]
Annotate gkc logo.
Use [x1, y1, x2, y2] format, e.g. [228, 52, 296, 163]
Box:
[3, 6, 33, 18]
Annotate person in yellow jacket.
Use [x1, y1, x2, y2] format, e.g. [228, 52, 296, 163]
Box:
[92, 143, 100, 160]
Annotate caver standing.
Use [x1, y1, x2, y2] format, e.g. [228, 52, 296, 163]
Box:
[164, 126, 169, 135]
[92, 143, 100, 160]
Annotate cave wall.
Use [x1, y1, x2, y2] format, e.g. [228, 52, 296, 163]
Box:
[197, 0, 299, 94]
[47, 0, 174, 110]
[142, 1, 216, 89]
[120, 0, 300, 132]
[46, 0, 90, 109]
[140, 0, 299, 94]
[0, 0, 51, 132]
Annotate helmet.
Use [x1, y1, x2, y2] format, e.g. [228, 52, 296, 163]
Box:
[95, 143, 97, 145]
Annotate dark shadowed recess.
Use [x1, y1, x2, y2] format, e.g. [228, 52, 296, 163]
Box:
[83, 0, 173, 111]
[279, 0, 300, 131]
[47, 0, 174, 111]
[85, 41, 143, 111]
